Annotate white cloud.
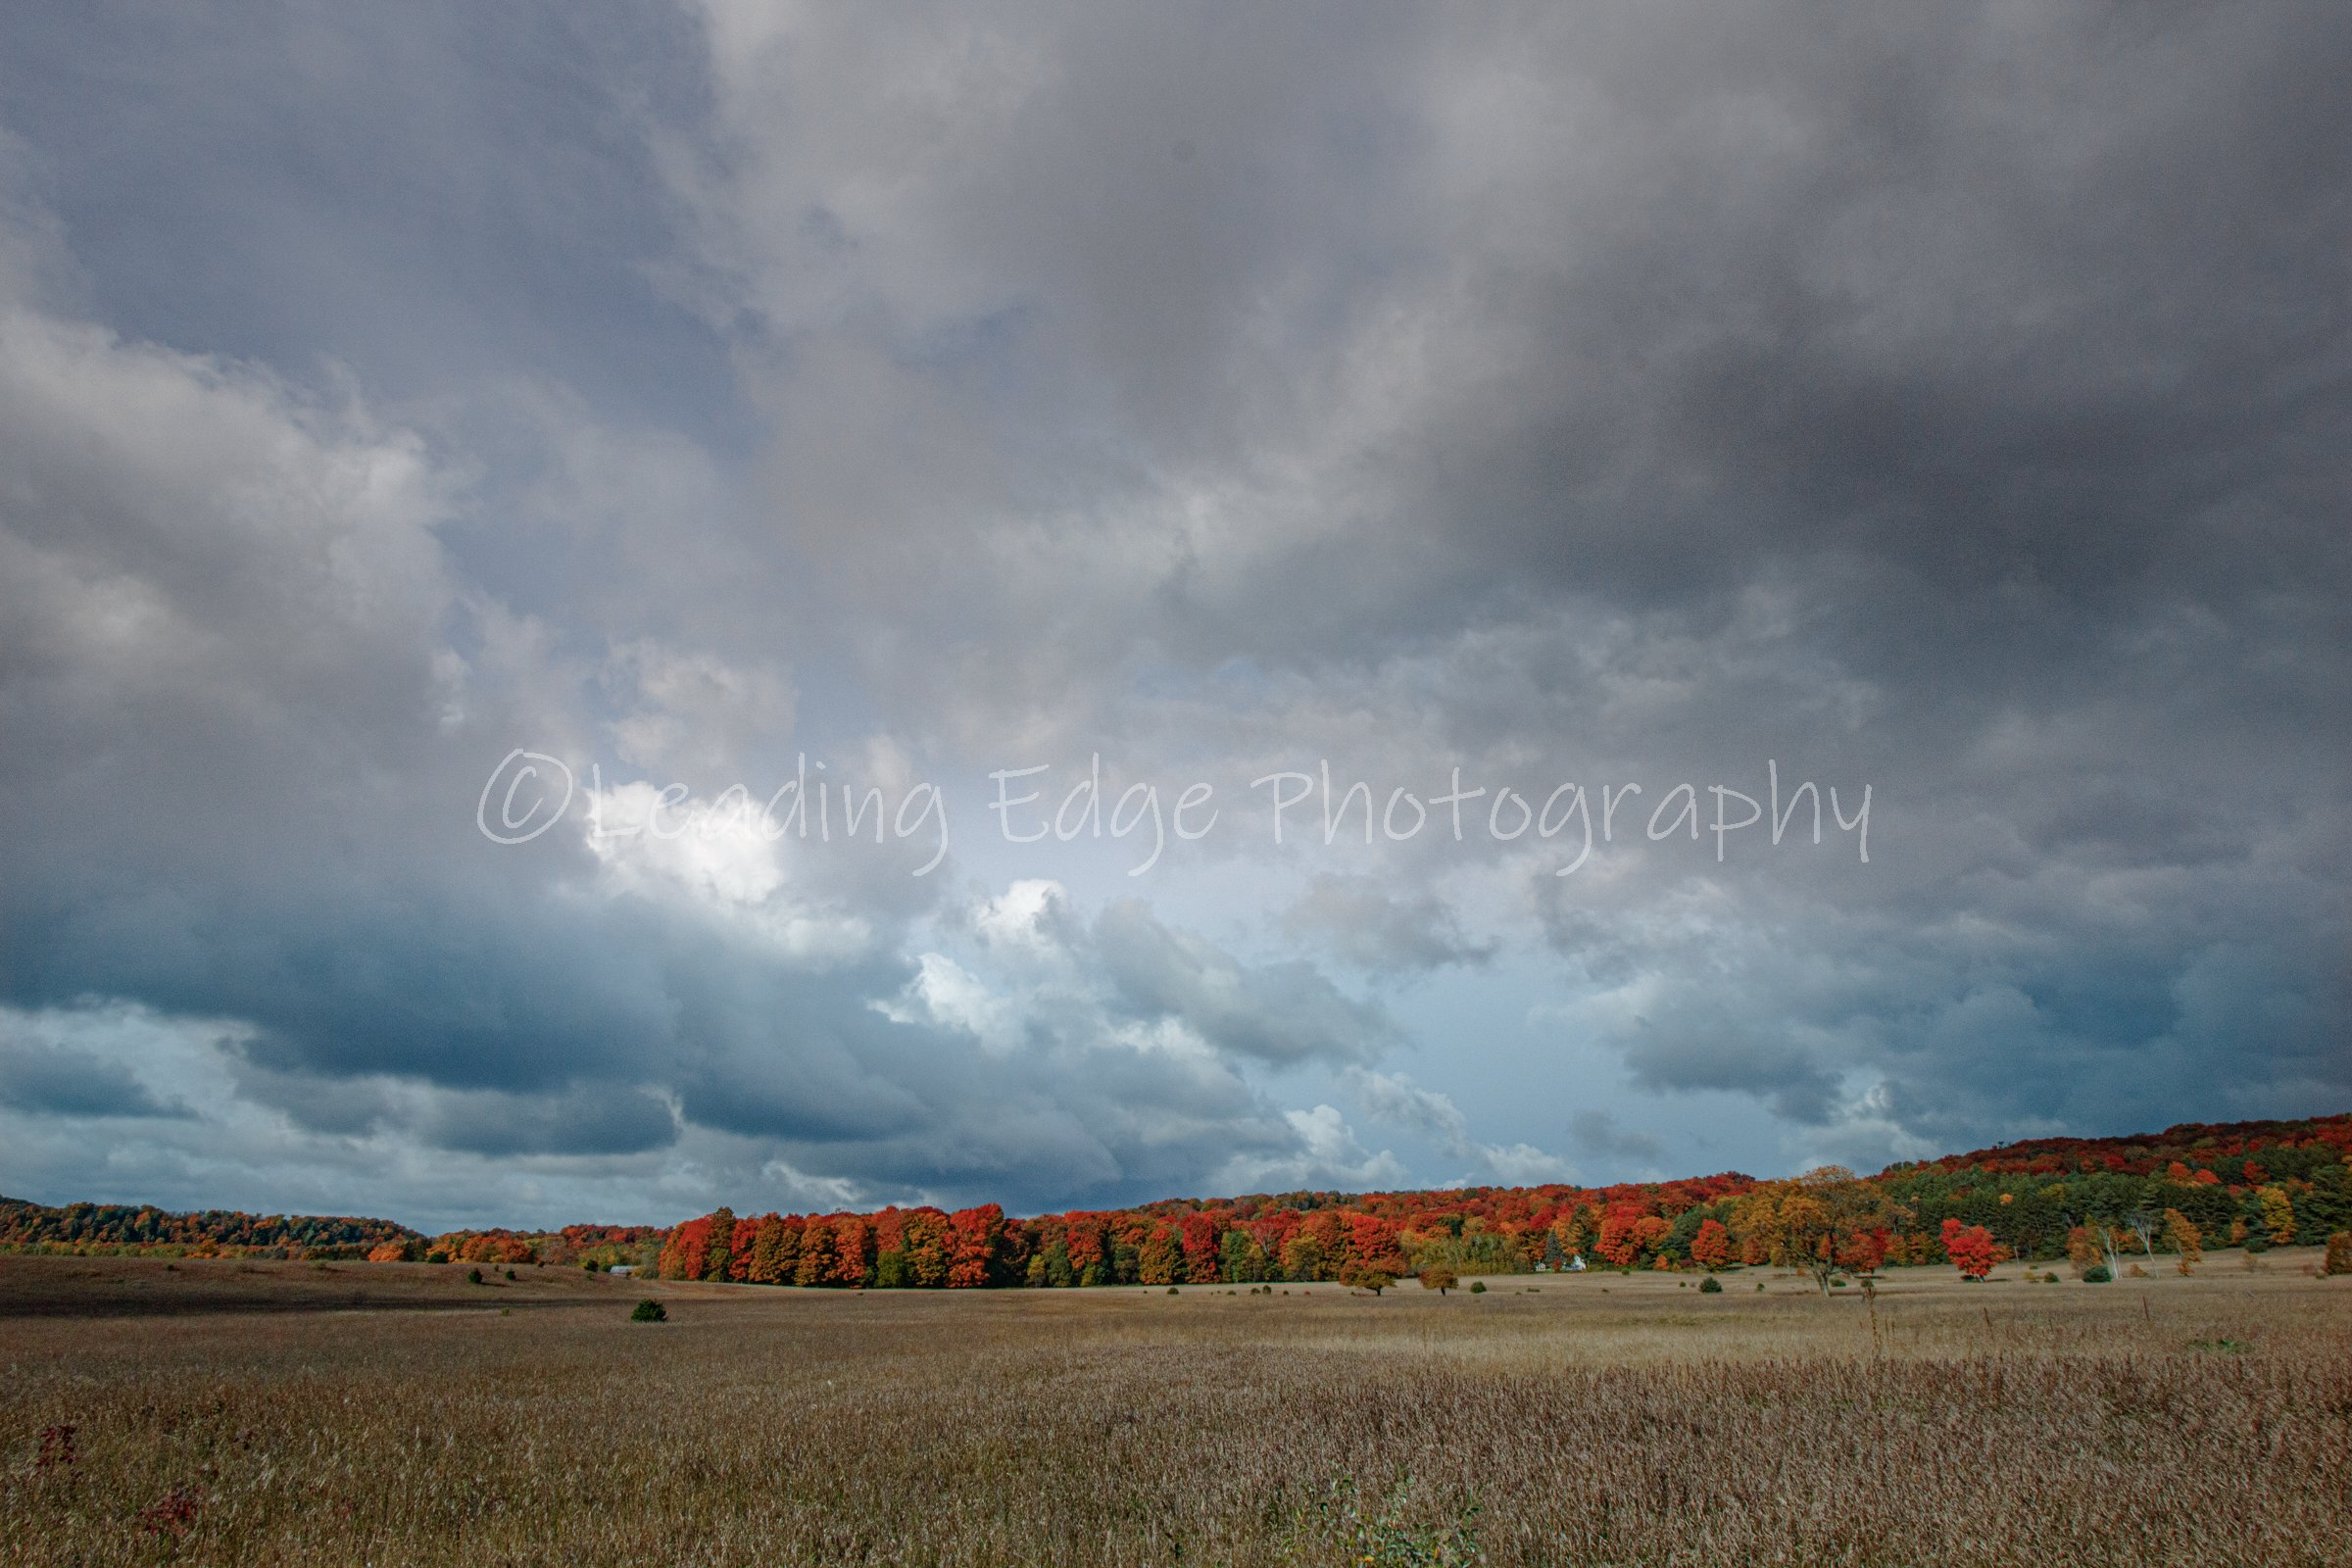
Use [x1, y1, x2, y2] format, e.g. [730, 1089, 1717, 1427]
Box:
[1210, 1103, 1406, 1195]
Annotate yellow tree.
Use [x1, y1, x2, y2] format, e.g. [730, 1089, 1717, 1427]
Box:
[1732, 1168, 1901, 1296]
[2162, 1208, 2202, 1275]
[2257, 1186, 2295, 1248]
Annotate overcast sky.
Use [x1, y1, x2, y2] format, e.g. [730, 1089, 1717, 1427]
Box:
[1, 3, 2345, 1233]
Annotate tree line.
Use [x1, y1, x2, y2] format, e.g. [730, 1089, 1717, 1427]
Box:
[7, 1111, 2347, 1278]
[648, 1113, 2352, 1289]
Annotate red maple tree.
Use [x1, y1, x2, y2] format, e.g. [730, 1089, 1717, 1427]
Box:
[1941, 1218, 2006, 1280]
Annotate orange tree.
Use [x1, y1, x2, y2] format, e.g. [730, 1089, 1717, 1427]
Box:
[2163, 1208, 2202, 1274]
[1732, 1168, 1902, 1296]
[1941, 1218, 2006, 1280]
[1689, 1218, 1732, 1271]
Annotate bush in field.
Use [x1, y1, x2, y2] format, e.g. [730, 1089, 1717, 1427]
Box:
[466, 1267, 483, 1285]
[1468, 1281, 1487, 1295]
[1287, 1476, 1482, 1568]
[630, 1299, 666, 1322]
[1698, 1275, 1723, 1294]
[2082, 1264, 2111, 1283]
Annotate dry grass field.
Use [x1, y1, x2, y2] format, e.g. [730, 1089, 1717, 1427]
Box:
[4, 1250, 2347, 1566]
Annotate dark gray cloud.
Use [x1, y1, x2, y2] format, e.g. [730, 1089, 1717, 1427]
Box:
[1095, 900, 1394, 1065]
[418, 1085, 680, 1159]
[1566, 1110, 1664, 1173]
[0, 1038, 185, 1120]
[0, 1, 736, 440]
[0, 2, 2344, 1225]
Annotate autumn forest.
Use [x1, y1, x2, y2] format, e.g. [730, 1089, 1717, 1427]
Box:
[12, 1111, 2350, 1289]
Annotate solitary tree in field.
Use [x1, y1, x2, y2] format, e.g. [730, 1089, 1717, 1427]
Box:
[2326, 1233, 2352, 1276]
[1941, 1218, 2005, 1281]
[1734, 1168, 1900, 1295]
[2163, 1209, 2202, 1275]
[1419, 1266, 1457, 1296]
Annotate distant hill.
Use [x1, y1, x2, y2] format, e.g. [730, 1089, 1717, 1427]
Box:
[0, 1198, 666, 1268]
[7, 1110, 2346, 1274]
[0, 1195, 419, 1260]
[1902, 1113, 2352, 1182]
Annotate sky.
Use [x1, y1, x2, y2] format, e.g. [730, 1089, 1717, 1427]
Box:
[0, 3, 2345, 1234]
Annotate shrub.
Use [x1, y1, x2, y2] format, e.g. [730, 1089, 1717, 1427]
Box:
[630, 1299, 666, 1322]
[1699, 1275, 1723, 1294]
[1285, 1475, 1482, 1567]
[2082, 1264, 2112, 1283]
[1468, 1281, 1486, 1295]
[466, 1267, 483, 1285]
[581, 1259, 600, 1272]
[137, 1487, 204, 1538]
[1166, 1286, 1179, 1296]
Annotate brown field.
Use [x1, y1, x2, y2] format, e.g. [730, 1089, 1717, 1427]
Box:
[3, 1250, 2347, 1566]
[0, 1254, 644, 1317]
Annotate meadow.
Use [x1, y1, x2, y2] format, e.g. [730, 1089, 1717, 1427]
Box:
[3, 1250, 2346, 1566]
